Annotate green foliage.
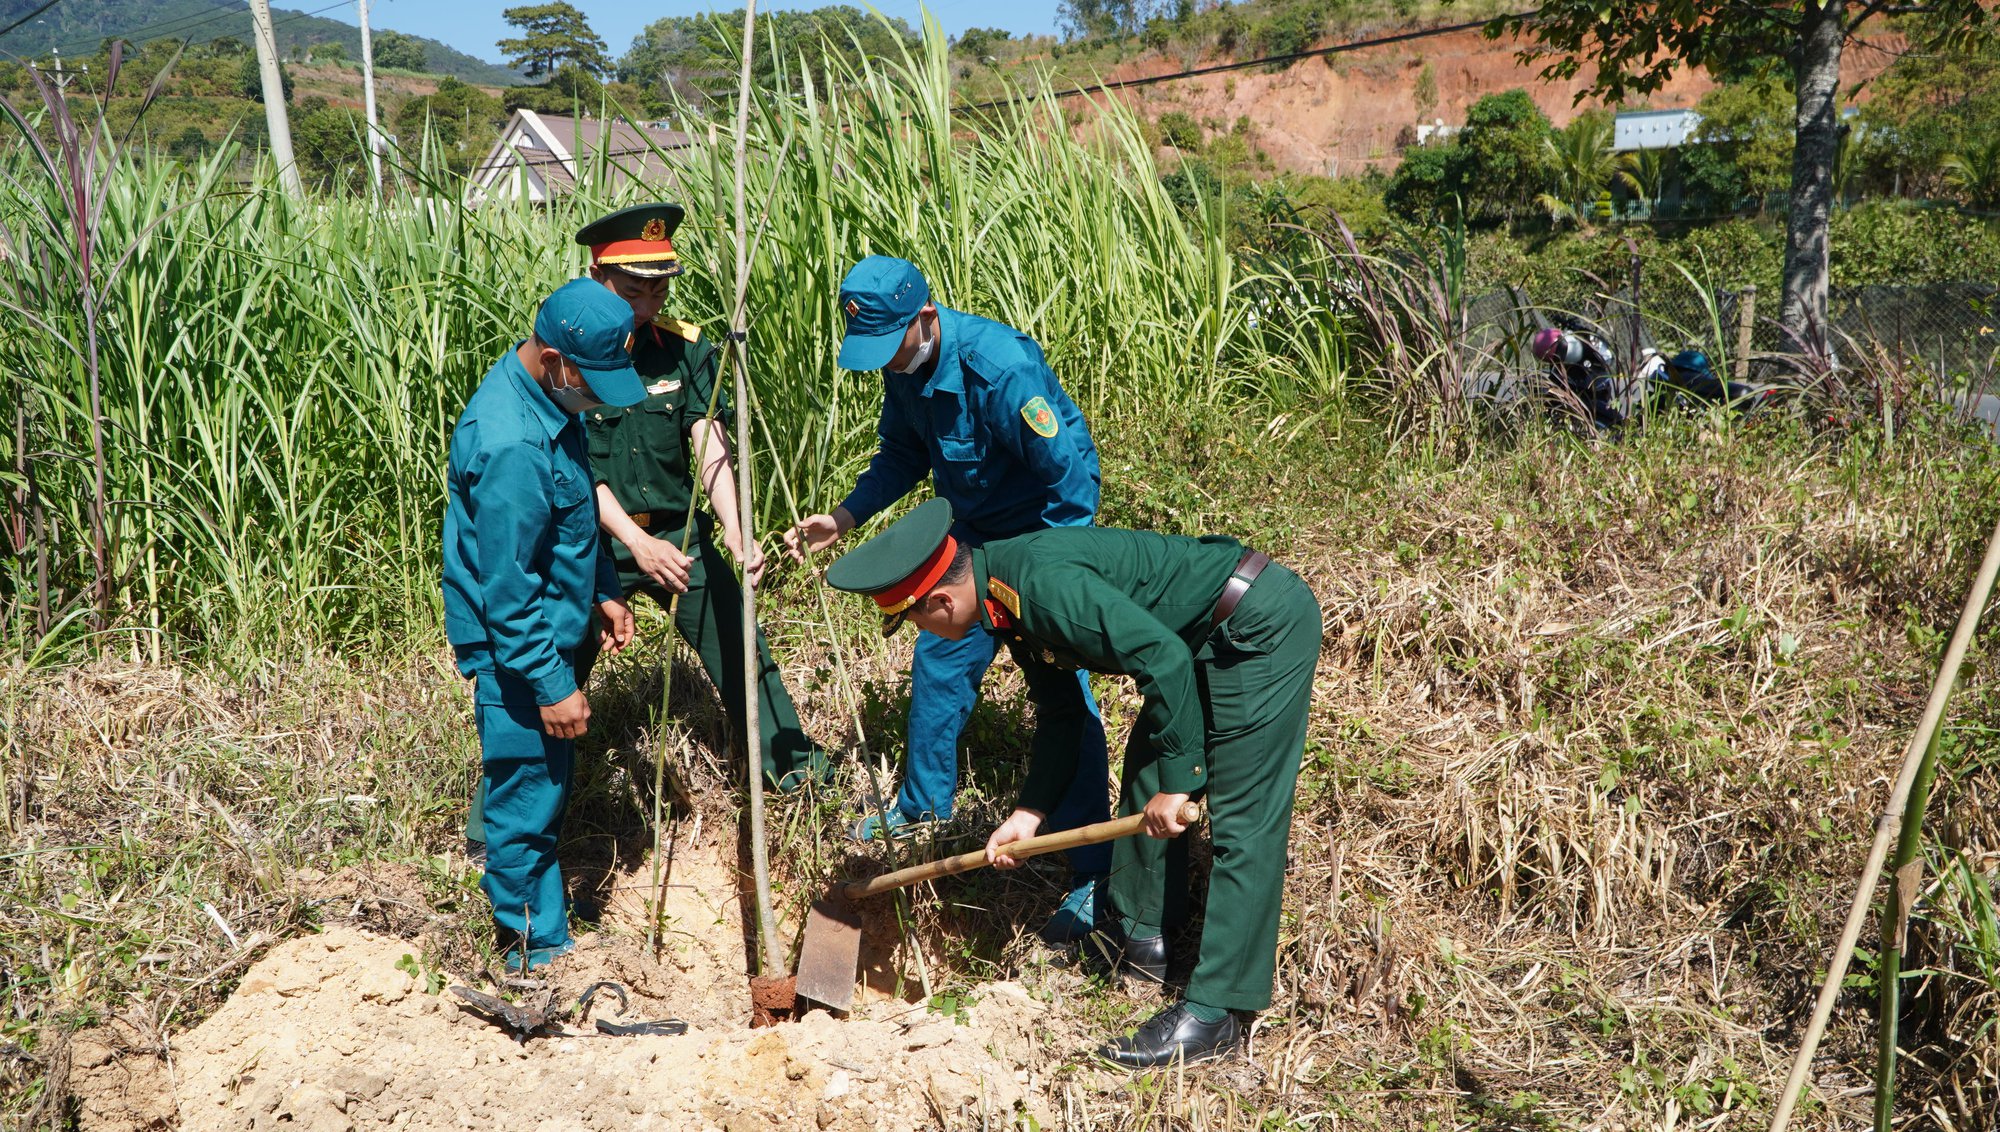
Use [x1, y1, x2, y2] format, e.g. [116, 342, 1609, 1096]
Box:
[1486, 2, 1991, 106]
[954, 27, 1013, 59]
[309, 41, 347, 66]
[1384, 143, 1459, 224]
[618, 7, 917, 110]
[1828, 201, 2000, 286]
[1384, 89, 1554, 225]
[0, 22, 1345, 654]
[371, 30, 428, 72]
[1942, 132, 2000, 209]
[1156, 110, 1202, 150]
[237, 55, 293, 104]
[499, 2, 612, 80]
[504, 64, 607, 115]
[1681, 76, 1794, 215]
[291, 97, 368, 193]
[392, 76, 503, 175]
[1536, 110, 1616, 226]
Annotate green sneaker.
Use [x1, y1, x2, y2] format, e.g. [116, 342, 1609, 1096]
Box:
[1040, 873, 1102, 944]
[846, 806, 934, 843]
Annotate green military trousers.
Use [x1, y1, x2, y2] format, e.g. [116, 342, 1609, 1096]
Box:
[580, 530, 825, 786]
[468, 533, 825, 844]
[1109, 563, 1322, 1013]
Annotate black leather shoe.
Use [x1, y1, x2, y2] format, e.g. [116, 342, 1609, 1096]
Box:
[1080, 922, 1168, 983]
[1098, 1003, 1241, 1068]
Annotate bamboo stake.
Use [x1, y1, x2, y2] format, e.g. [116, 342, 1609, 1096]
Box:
[1769, 512, 2000, 1132]
[725, 0, 783, 980]
[1873, 726, 1945, 1132]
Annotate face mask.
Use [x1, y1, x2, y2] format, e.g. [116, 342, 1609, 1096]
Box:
[888, 319, 937, 374]
[548, 362, 599, 414]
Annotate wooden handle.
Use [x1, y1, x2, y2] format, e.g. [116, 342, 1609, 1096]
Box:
[841, 802, 1203, 900]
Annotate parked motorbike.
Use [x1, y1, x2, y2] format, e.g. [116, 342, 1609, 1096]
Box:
[1527, 319, 1786, 432]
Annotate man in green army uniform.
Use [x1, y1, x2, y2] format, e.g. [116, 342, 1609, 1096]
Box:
[465, 207, 828, 860]
[824, 498, 1322, 1067]
[571, 203, 829, 790]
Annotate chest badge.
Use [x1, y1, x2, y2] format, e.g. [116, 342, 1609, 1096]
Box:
[1021, 397, 1059, 438]
[647, 379, 682, 396]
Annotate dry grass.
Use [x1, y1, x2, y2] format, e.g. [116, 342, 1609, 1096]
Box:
[4, 410, 2000, 1130]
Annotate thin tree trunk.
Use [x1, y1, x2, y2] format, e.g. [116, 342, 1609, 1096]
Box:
[1780, 0, 1845, 357]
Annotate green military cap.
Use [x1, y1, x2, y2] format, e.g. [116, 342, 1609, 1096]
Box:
[576, 203, 686, 278]
[826, 498, 959, 636]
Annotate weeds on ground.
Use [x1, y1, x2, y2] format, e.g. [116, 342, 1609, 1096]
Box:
[5, 406, 2000, 1129]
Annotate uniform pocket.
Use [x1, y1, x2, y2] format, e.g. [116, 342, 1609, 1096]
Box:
[936, 434, 989, 493]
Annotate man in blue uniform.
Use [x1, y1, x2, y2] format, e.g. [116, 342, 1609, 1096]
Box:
[442, 278, 644, 969]
[783, 256, 1111, 939]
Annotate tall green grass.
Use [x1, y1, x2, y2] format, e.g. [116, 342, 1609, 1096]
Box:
[0, 16, 1348, 660]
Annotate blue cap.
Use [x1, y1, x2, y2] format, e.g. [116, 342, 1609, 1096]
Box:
[533, 278, 646, 407]
[837, 256, 929, 371]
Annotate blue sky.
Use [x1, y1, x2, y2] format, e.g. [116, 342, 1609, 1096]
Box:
[362, 1, 1061, 65]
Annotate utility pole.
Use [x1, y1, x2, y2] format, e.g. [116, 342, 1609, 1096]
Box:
[248, 0, 303, 198]
[357, 0, 385, 194]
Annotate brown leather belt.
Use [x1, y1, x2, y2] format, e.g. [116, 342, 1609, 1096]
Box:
[1208, 549, 1271, 631]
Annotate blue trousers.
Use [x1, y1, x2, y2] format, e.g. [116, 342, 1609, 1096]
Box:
[473, 676, 575, 952]
[901, 628, 1112, 875]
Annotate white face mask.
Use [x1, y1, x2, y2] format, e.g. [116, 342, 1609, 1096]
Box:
[888, 318, 937, 374]
[548, 363, 600, 414]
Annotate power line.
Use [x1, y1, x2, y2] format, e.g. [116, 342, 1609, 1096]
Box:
[42, 1, 263, 56]
[951, 14, 1535, 115]
[0, 1, 62, 44]
[45, 0, 359, 60]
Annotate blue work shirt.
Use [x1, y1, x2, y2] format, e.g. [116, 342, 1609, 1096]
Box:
[442, 345, 620, 706]
[840, 307, 1099, 541]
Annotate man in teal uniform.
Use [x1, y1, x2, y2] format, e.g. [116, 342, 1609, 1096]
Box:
[824, 499, 1322, 1067]
[784, 256, 1112, 942]
[443, 278, 644, 969]
[570, 203, 827, 791]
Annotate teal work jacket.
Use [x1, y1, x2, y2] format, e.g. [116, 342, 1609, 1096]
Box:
[442, 346, 619, 706]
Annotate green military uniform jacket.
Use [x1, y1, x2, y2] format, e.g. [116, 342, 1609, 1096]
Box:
[584, 315, 731, 566]
[972, 527, 1245, 812]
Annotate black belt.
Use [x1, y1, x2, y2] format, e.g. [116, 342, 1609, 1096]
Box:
[1208, 549, 1271, 631]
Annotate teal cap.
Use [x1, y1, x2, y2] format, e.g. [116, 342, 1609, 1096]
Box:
[837, 256, 929, 371]
[534, 278, 646, 407]
[826, 498, 956, 636]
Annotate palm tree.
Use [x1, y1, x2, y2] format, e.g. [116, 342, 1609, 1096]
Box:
[1943, 132, 2000, 211]
[1536, 113, 1618, 227]
[1616, 147, 1668, 216]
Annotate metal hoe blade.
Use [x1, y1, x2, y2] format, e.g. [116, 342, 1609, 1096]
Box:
[793, 891, 863, 1013]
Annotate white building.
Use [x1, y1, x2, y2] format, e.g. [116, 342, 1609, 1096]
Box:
[466, 109, 694, 205]
[1613, 108, 1702, 152]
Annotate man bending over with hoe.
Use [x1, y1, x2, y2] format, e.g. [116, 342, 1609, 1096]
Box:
[783, 256, 1113, 942]
[826, 498, 1322, 1067]
[442, 279, 642, 970]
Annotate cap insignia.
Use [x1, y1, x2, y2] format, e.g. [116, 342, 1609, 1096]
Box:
[642, 218, 667, 242]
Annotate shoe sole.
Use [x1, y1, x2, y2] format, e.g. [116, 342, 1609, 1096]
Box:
[1095, 1040, 1240, 1070]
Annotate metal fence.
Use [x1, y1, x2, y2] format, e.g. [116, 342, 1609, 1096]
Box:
[1461, 279, 2000, 384]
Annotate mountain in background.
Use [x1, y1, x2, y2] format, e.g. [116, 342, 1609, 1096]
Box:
[0, 0, 521, 84]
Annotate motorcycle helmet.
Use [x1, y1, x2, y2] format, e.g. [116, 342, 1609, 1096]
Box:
[1530, 327, 1583, 366]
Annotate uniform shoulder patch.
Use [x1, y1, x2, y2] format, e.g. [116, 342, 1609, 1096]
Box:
[1020, 396, 1059, 439]
[651, 314, 702, 343]
[988, 577, 1022, 620]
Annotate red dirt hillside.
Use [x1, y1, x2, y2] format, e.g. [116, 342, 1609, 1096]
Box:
[1089, 23, 1904, 175]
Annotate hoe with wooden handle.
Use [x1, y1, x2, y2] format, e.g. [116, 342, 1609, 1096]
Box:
[794, 802, 1204, 1012]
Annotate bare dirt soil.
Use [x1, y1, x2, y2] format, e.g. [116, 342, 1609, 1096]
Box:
[1097, 26, 1903, 175]
[71, 833, 1054, 1132]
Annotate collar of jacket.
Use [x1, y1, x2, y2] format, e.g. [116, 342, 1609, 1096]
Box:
[503, 340, 576, 440]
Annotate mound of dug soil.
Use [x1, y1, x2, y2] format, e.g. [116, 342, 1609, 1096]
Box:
[125, 925, 1047, 1131]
